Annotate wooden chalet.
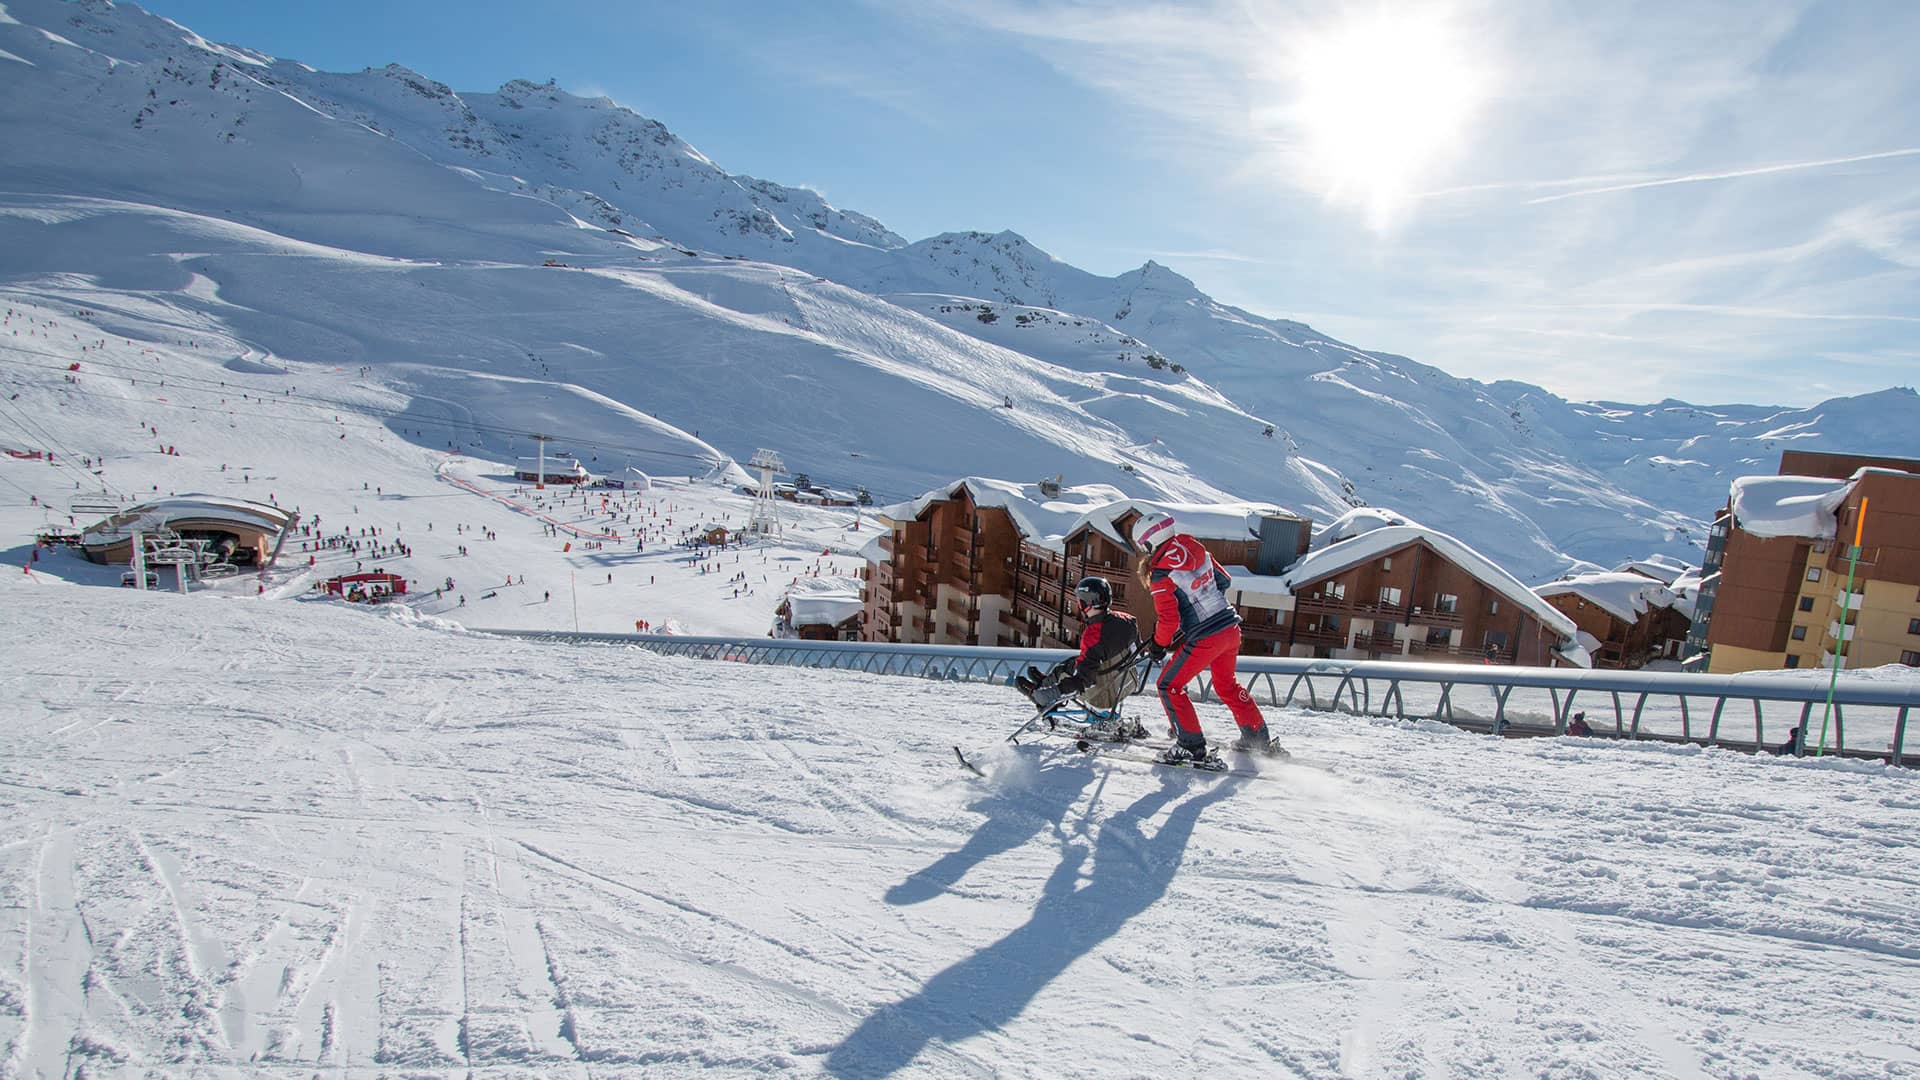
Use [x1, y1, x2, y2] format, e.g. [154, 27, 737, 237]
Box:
[1536, 572, 1691, 669]
[1268, 512, 1581, 666]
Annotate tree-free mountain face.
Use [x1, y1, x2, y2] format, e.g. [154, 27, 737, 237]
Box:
[3, 0, 1915, 580]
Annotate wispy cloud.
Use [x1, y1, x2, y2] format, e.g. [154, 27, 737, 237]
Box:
[1143, 248, 1277, 265]
[910, 0, 1920, 404]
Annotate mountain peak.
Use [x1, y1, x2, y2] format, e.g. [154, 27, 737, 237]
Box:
[1128, 259, 1199, 295]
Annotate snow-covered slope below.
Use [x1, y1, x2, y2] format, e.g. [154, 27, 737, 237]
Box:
[3, 576, 1917, 1076]
[3, 0, 1918, 585]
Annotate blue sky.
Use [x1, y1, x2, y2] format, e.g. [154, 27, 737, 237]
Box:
[141, 0, 1919, 407]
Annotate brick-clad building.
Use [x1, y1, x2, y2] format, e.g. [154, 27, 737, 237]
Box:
[1693, 452, 1920, 674]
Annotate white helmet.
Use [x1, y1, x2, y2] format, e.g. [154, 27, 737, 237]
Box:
[1131, 510, 1177, 552]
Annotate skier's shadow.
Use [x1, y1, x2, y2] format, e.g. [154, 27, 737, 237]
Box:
[828, 768, 1239, 1078]
[883, 760, 1096, 907]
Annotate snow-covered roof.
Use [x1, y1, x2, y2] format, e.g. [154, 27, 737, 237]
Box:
[1728, 475, 1854, 539]
[1318, 506, 1409, 545]
[1063, 498, 1294, 554]
[785, 577, 864, 627]
[1612, 557, 1689, 585]
[877, 478, 1296, 555]
[1279, 518, 1580, 643]
[876, 477, 1131, 549]
[1536, 572, 1680, 625]
[1664, 569, 1704, 620]
[84, 494, 296, 539]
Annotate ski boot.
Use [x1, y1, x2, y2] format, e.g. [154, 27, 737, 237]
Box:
[1157, 738, 1216, 768]
[1230, 725, 1289, 758]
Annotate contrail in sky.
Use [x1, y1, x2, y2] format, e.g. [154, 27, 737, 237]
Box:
[1526, 148, 1920, 204]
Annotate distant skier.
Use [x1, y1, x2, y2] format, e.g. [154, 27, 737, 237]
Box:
[1013, 576, 1139, 712]
[1133, 511, 1276, 763]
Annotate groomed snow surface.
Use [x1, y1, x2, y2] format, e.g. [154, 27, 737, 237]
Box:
[4, 581, 1918, 1078]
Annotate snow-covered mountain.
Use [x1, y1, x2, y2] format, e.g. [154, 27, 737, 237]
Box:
[3, 0, 1916, 580]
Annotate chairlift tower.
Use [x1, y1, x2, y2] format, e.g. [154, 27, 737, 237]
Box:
[747, 448, 785, 538]
[531, 433, 554, 490]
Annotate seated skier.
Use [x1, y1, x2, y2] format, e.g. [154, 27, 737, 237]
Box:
[1014, 576, 1141, 716]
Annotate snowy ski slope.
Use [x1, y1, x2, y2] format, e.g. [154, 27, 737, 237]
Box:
[3, 579, 1918, 1077]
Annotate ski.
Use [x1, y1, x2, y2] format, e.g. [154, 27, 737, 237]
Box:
[1073, 739, 1230, 772]
[953, 744, 986, 777]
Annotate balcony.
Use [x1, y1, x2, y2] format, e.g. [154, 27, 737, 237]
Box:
[1240, 623, 1290, 644]
[1408, 606, 1465, 629]
[1828, 620, 1857, 643]
[1409, 639, 1510, 663]
[1820, 650, 1849, 670]
[1351, 633, 1402, 654]
[1293, 596, 1350, 617]
[1830, 590, 1867, 613]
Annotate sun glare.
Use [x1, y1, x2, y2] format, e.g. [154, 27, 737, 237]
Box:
[1272, 8, 1485, 230]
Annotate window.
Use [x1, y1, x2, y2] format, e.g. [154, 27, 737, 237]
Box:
[1489, 599, 1500, 615]
[1806, 567, 1822, 582]
[1435, 593, 1459, 614]
[1908, 618, 1920, 636]
[1798, 596, 1815, 612]
[1790, 625, 1807, 641]
[1380, 586, 1403, 606]
[1425, 627, 1450, 645]
[1813, 540, 1829, 554]
[1902, 650, 1920, 667]
[1326, 581, 1346, 601]
[1382, 557, 1393, 571]
[1785, 655, 1802, 668]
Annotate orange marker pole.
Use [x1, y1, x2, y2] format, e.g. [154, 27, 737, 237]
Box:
[1817, 497, 1867, 757]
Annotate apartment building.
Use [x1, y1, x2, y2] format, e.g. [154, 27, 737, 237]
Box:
[861, 479, 1302, 648]
[1693, 451, 1920, 674]
[864, 482, 1586, 666]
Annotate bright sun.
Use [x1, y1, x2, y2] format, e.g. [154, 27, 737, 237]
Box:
[1274, 8, 1485, 230]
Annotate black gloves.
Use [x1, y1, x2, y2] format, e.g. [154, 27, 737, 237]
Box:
[1146, 641, 1168, 663]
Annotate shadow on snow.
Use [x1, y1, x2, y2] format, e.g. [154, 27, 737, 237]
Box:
[828, 762, 1240, 1078]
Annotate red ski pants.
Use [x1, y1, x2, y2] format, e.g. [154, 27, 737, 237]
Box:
[1156, 625, 1265, 738]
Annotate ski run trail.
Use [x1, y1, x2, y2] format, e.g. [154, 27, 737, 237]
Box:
[0, 577, 1916, 1078]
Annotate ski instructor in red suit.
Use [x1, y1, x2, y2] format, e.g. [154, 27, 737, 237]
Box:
[1133, 510, 1274, 763]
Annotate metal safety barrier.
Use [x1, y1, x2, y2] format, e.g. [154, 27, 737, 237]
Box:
[479, 630, 1918, 766]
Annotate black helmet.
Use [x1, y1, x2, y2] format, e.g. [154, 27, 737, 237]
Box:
[1074, 575, 1113, 611]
